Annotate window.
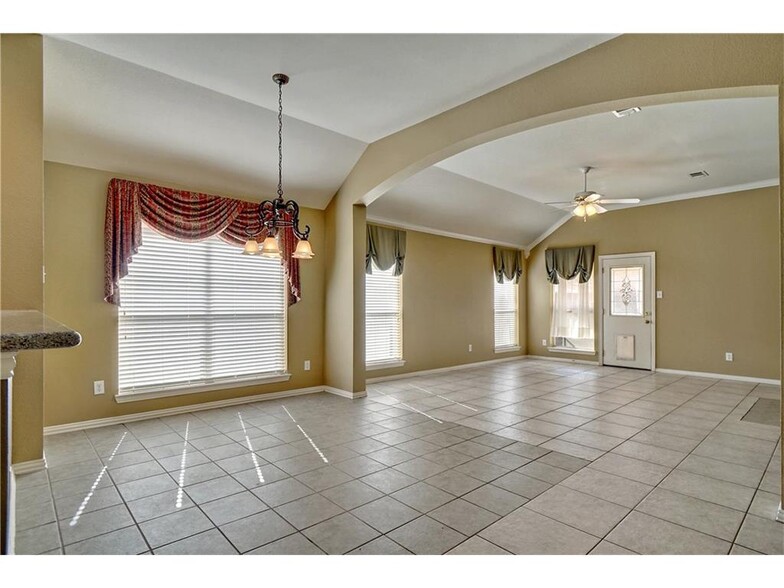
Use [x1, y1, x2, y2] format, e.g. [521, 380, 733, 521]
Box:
[610, 266, 643, 316]
[365, 262, 402, 367]
[549, 275, 594, 352]
[494, 278, 519, 351]
[118, 223, 286, 395]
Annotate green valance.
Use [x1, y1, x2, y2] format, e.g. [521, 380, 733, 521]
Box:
[366, 224, 406, 276]
[545, 245, 595, 284]
[493, 247, 523, 284]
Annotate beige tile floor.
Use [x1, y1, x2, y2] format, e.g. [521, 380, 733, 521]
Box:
[13, 358, 783, 555]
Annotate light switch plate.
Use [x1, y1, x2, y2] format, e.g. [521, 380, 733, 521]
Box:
[725, 352, 733, 362]
[93, 380, 105, 395]
[656, 291, 663, 299]
[304, 360, 311, 371]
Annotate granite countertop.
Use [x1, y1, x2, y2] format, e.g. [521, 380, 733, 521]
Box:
[1, 310, 82, 352]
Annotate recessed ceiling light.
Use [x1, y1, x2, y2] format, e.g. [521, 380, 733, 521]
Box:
[612, 106, 642, 118]
[689, 170, 710, 178]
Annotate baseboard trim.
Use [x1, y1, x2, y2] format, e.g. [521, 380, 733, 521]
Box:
[776, 505, 784, 523]
[11, 458, 46, 475]
[324, 386, 367, 399]
[525, 354, 602, 366]
[7, 469, 16, 554]
[366, 354, 527, 384]
[44, 386, 328, 435]
[655, 368, 780, 386]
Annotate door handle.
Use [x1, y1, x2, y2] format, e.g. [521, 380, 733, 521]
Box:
[644, 319, 651, 324]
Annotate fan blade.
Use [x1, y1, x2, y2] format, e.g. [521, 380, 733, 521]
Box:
[584, 193, 603, 203]
[597, 198, 640, 204]
[593, 204, 608, 214]
[544, 202, 577, 209]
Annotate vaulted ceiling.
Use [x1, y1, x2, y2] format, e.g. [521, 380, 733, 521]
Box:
[372, 96, 779, 247]
[44, 34, 779, 248]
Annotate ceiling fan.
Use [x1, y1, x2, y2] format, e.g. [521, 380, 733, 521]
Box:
[547, 167, 640, 220]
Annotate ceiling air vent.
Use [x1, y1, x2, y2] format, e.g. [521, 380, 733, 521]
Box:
[689, 170, 710, 178]
[612, 106, 641, 118]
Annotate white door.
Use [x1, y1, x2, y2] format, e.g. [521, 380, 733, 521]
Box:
[601, 253, 655, 370]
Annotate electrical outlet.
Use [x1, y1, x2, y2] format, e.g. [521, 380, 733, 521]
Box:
[304, 360, 311, 371]
[468, 344, 472, 352]
[725, 352, 733, 362]
[93, 380, 105, 395]
[542, 339, 547, 346]
[656, 290, 663, 299]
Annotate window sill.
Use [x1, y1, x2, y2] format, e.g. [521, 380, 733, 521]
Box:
[494, 345, 521, 354]
[547, 347, 596, 356]
[366, 359, 406, 371]
[115, 372, 292, 403]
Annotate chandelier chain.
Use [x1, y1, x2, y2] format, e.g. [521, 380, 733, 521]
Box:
[277, 79, 284, 198]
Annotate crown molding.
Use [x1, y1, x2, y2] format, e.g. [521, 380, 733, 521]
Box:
[621, 178, 779, 210]
[524, 213, 572, 254]
[525, 179, 780, 254]
[366, 215, 526, 250]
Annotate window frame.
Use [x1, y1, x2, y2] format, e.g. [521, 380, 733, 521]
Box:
[365, 261, 405, 371]
[116, 223, 290, 402]
[493, 275, 520, 353]
[547, 273, 596, 355]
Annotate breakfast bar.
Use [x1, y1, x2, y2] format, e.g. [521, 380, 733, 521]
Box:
[1, 310, 81, 554]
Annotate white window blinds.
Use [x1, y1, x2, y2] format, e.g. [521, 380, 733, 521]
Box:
[494, 278, 518, 350]
[118, 223, 286, 394]
[365, 262, 402, 365]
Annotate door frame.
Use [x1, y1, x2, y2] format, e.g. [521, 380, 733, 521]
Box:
[598, 251, 657, 371]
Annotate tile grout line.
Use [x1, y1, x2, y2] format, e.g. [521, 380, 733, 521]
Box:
[23, 359, 779, 555]
[582, 381, 770, 553]
[83, 429, 154, 554]
[75, 417, 266, 553]
[459, 377, 762, 552]
[366, 367, 770, 552]
[726, 414, 781, 553]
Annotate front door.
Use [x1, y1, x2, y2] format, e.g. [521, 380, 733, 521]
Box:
[601, 253, 655, 370]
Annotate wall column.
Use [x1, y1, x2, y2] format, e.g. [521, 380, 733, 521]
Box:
[323, 190, 367, 397]
[0, 34, 45, 464]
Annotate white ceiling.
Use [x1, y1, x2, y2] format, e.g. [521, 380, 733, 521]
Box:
[370, 96, 779, 247]
[50, 34, 615, 142]
[370, 167, 564, 247]
[43, 35, 779, 249]
[44, 38, 366, 209]
[436, 96, 779, 205]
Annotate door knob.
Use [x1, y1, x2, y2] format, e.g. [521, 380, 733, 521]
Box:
[644, 319, 651, 324]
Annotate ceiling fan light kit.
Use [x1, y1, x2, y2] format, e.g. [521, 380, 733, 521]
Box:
[546, 166, 641, 222]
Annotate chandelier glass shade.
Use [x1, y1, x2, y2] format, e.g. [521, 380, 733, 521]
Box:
[243, 73, 313, 260]
[242, 239, 260, 255]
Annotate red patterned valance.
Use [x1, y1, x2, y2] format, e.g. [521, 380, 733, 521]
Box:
[104, 178, 301, 306]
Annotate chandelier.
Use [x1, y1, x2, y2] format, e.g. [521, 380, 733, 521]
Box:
[243, 73, 314, 259]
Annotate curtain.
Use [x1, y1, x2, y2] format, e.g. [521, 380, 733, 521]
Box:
[550, 275, 594, 342]
[545, 245, 595, 284]
[104, 178, 301, 306]
[493, 247, 523, 284]
[366, 224, 406, 276]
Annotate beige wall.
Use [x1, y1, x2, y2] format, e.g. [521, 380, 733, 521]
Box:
[0, 34, 45, 463]
[322, 34, 782, 422]
[368, 228, 526, 379]
[528, 187, 780, 380]
[42, 162, 326, 427]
